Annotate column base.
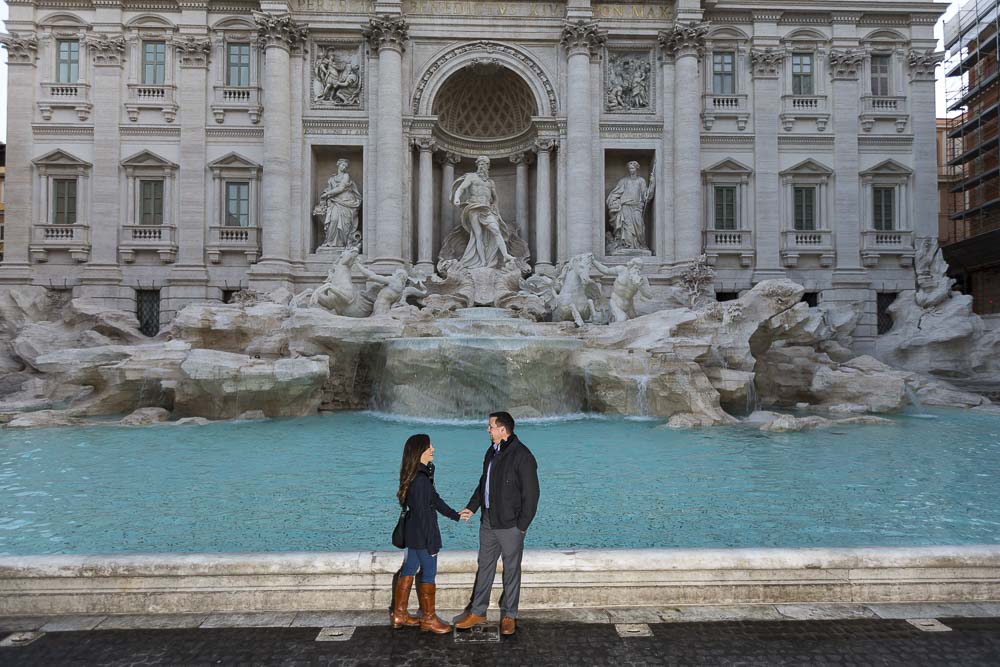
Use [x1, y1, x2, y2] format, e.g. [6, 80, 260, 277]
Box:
[248, 259, 295, 292]
[369, 257, 408, 272]
[414, 261, 435, 276]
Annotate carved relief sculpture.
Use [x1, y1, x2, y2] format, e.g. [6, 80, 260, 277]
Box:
[606, 160, 654, 254]
[440, 155, 529, 270]
[312, 44, 363, 107]
[606, 53, 652, 112]
[314, 158, 363, 249]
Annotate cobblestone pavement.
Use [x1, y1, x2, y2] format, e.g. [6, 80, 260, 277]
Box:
[3, 617, 1000, 666]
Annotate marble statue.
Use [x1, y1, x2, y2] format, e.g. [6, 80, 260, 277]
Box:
[423, 259, 476, 313]
[550, 253, 604, 327]
[680, 254, 716, 310]
[313, 46, 362, 106]
[370, 269, 428, 316]
[291, 246, 374, 317]
[606, 160, 654, 253]
[606, 55, 651, 112]
[439, 156, 529, 270]
[914, 237, 955, 310]
[314, 159, 363, 249]
[495, 258, 548, 320]
[592, 257, 653, 323]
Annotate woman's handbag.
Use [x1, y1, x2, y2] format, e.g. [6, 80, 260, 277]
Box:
[391, 506, 409, 549]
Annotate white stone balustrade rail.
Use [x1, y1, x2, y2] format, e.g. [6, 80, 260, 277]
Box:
[119, 225, 177, 263]
[861, 229, 915, 266]
[860, 96, 909, 132]
[1, 546, 999, 615]
[701, 94, 749, 130]
[125, 84, 178, 122]
[38, 82, 92, 121]
[704, 228, 752, 249]
[782, 95, 828, 114]
[206, 225, 260, 264]
[211, 86, 263, 124]
[783, 229, 833, 249]
[28, 224, 91, 263]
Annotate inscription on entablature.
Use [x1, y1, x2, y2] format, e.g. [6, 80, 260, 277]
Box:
[290, 0, 670, 19]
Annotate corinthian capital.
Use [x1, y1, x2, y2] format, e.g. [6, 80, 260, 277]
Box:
[658, 21, 710, 59]
[749, 48, 784, 79]
[827, 49, 864, 80]
[175, 36, 212, 68]
[0, 31, 39, 65]
[907, 48, 944, 82]
[253, 11, 308, 51]
[86, 33, 127, 66]
[560, 20, 606, 58]
[363, 15, 409, 53]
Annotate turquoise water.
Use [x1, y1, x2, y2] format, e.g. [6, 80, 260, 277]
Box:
[1, 409, 999, 555]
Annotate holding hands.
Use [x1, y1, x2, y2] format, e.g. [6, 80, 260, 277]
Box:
[459, 508, 473, 522]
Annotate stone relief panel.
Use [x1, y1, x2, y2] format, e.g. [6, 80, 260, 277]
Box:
[311, 42, 364, 109]
[604, 50, 654, 113]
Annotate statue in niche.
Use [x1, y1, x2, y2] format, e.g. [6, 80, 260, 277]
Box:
[314, 158, 363, 249]
[913, 237, 955, 310]
[313, 46, 362, 106]
[439, 156, 530, 270]
[606, 160, 654, 253]
[592, 256, 653, 323]
[550, 253, 604, 327]
[606, 55, 651, 112]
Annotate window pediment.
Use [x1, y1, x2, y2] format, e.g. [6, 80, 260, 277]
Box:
[780, 158, 833, 176]
[861, 159, 911, 177]
[121, 150, 178, 170]
[703, 158, 753, 176]
[208, 152, 261, 174]
[32, 149, 91, 168]
[38, 13, 88, 29]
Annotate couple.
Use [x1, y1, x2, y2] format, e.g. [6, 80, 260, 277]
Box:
[391, 411, 540, 636]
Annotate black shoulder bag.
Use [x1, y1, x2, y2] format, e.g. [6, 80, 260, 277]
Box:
[391, 505, 409, 549]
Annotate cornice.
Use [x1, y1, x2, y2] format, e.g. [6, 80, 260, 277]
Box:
[599, 121, 663, 138]
[858, 135, 913, 147]
[33, 124, 95, 137]
[119, 125, 181, 136]
[302, 119, 369, 135]
[701, 134, 754, 145]
[777, 135, 835, 146]
[206, 127, 265, 138]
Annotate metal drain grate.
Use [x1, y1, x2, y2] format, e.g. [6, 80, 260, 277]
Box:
[906, 618, 952, 632]
[1, 632, 45, 647]
[616, 623, 653, 638]
[454, 624, 501, 643]
[316, 626, 356, 642]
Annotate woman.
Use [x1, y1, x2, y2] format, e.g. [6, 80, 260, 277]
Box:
[392, 434, 461, 634]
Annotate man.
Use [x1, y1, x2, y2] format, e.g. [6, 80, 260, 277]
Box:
[454, 411, 539, 636]
[451, 156, 518, 269]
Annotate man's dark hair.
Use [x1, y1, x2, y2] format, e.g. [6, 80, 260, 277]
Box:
[489, 411, 515, 435]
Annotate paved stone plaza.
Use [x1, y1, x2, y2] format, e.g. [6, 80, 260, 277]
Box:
[2, 609, 1000, 666]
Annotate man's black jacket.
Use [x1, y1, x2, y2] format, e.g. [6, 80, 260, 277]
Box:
[466, 434, 539, 532]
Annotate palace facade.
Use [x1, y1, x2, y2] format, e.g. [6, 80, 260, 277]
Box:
[1, 0, 943, 345]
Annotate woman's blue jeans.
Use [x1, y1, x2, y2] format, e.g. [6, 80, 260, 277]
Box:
[400, 547, 438, 583]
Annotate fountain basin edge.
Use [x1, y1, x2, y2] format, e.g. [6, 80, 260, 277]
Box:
[1, 545, 998, 615]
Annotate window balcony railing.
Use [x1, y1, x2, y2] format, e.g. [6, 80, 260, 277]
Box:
[703, 228, 754, 266]
[860, 96, 909, 133]
[206, 225, 260, 264]
[38, 82, 93, 121]
[211, 85, 263, 124]
[119, 224, 177, 263]
[780, 229, 834, 267]
[125, 84, 178, 123]
[701, 93, 749, 131]
[29, 223, 90, 263]
[861, 229, 914, 267]
[779, 95, 829, 131]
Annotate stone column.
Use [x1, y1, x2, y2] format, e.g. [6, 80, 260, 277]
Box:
[365, 15, 409, 268]
[437, 152, 460, 239]
[533, 139, 556, 269]
[829, 49, 865, 274]
[561, 20, 606, 258]
[251, 12, 306, 283]
[171, 37, 212, 283]
[749, 47, 785, 280]
[82, 34, 127, 298]
[660, 21, 709, 264]
[658, 50, 675, 266]
[511, 152, 531, 242]
[0, 33, 38, 278]
[414, 138, 435, 271]
[908, 49, 944, 238]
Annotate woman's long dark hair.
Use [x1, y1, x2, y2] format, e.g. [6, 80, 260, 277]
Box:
[397, 433, 430, 507]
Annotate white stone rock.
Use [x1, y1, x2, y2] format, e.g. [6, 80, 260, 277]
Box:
[168, 303, 292, 353]
[174, 349, 329, 419]
[5, 410, 83, 429]
[760, 415, 832, 432]
[235, 410, 268, 421]
[119, 407, 171, 426]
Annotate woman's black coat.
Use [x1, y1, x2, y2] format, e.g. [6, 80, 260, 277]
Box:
[403, 463, 460, 555]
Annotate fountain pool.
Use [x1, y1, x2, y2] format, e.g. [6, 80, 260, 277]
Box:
[1, 409, 999, 556]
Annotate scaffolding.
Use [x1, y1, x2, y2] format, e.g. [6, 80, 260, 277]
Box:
[943, 0, 1000, 246]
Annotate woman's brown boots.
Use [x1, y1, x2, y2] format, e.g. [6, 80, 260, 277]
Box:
[390, 575, 420, 628]
[417, 583, 452, 634]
